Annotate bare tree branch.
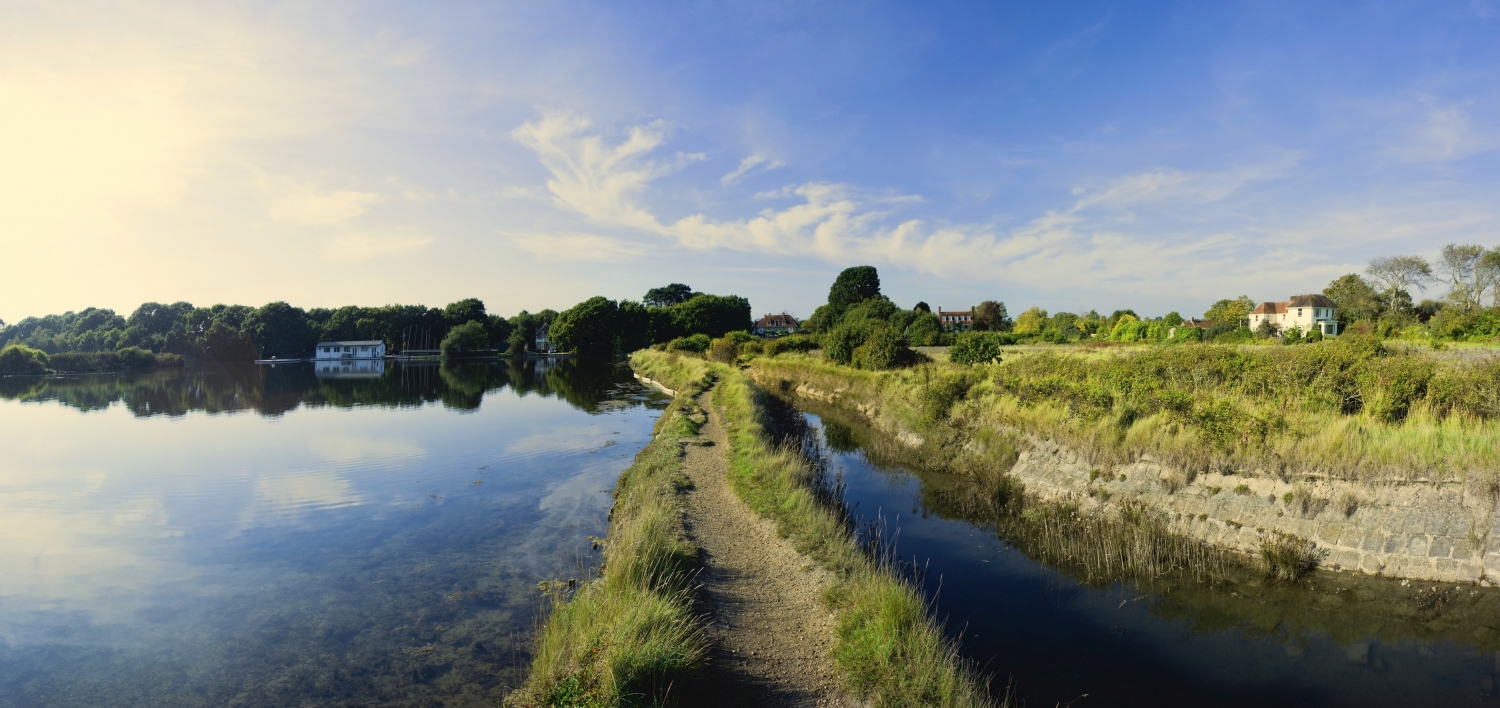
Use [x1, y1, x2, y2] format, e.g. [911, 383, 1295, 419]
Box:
[1365, 255, 1432, 294]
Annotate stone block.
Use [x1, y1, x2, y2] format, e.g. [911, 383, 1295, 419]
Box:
[1384, 534, 1408, 554]
[1430, 536, 1454, 558]
[1435, 558, 1462, 581]
[1360, 554, 1384, 574]
[1338, 527, 1364, 549]
[1331, 549, 1361, 570]
[1381, 513, 1404, 534]
[1362, 533, 1385, 553]
[1318, 523, 1344, 545]
[1408, 535, 1430, 557]
[1455, 537, 1477, 559]
[1486, 554, 1500, 573]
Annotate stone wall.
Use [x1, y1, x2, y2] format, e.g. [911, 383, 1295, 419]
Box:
[774, 375, 1500, 584]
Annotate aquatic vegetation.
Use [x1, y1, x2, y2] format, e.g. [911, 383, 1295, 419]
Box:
[1260, 531, 1326, 582]
[507, 374, 714, 707]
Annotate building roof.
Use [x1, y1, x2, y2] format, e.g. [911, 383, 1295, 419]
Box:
[1251, 302, 1287, 315]
[754, 313, 799, 328]
[1288, 293, 1337, 308]
[938, 308, 972, 317]
[1177, 318, 1215, 328]
[316, 340, 384, 346]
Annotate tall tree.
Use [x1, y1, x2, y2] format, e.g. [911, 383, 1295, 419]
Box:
[973, 301, 1012, 331]
[1202, 297, 1253, 326]
[1437, 244, 1500, 308]
[827, 266, 881, 314]
[1324, 274, 1381, 324]
[1365, 255, 1432, 295]
[643, 283, 695, 308]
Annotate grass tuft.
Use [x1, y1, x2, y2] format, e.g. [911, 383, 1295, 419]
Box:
[1260, 531, 1326, 583]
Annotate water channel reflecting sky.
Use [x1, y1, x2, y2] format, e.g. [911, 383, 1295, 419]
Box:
[800, 404, 1500, 708]
[0, 360, 665, 707]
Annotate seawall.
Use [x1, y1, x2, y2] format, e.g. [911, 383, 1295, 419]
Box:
[757, 367, 1500, 585]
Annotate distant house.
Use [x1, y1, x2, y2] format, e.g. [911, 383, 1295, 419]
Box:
[753, 313, 799, 337]
[1249, 294, 1340, 336]
[314, 340, 386, 360]
[534, 323, 553, 353]
[938, 307, 973, 332]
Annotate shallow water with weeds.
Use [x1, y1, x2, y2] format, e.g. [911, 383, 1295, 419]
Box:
[0, 359, 666, 707]
[793, 398, 1500, 708]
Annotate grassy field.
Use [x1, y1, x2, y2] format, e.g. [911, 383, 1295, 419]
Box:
[633, 350, 997, 707]
[751, 338, 1500, 489]
[505, 365, 713, 708]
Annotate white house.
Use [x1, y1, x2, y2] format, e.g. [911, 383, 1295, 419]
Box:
[314, 340, 387, 360]
[534, 323, 553, 353]
[1248, 294, 1340, 336]
[753, 313, 800, 336]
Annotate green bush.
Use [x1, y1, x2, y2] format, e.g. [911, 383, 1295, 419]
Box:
[823, 323, 872, 366]
[1282, 325, 1304, 345]
[1171, 327, 1203, 342]
[850, 324, 913, 370]
[116, 346, 158, 370]
[0, 344, 50, 374]
[949, 331, 1007, 365]
[707, 337, 740, 363]
[724, 330, 756, 344]
[762, 334, 816, 358]
[440, 320, 492, 357]
[666, 333, 711, 353]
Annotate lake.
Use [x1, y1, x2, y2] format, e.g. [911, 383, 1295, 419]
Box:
[0, 359, 667, 707]
[793, 400, 1500, 708]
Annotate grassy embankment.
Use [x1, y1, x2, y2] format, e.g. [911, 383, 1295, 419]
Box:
[633, 350, 996, 707]
[505, 358, 713, 707]
[754, 339, 1500, 488]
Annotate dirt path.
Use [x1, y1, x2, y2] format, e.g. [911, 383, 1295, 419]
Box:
[680, 388, 848, 707]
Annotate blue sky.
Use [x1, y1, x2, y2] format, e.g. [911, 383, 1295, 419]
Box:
[3, 0, 1497, 323]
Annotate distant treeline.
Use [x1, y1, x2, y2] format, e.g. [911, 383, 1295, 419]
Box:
[0, 285, 752, 364]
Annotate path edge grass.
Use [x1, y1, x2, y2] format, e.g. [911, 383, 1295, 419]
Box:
[634, 350, 997, 707]
[504, 359, 713, 707]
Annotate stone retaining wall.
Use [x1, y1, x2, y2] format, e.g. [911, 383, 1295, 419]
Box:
[776, 376, 1500, 584]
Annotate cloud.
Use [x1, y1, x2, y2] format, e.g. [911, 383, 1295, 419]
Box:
[508, 232, 648, 260]
[321, 229, 434, 261]
[1388, 101, 1499, 163]
[720, 153, 784, 185]
[265, 177, 387, 225]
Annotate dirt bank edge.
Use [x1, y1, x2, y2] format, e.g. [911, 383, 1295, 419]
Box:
[634, 350, 998, 707]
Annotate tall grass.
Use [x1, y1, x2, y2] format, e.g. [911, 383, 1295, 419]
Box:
[633, 350, 996, 707]
[506, 371, 714, 707]
[751, 342, 1500, 486]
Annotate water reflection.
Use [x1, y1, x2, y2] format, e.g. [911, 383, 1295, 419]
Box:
[0, 359, 664, 707]
[794, 399, 1500, 708]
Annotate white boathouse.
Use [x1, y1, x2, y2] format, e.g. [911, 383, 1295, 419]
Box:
[314, 340, 387, 360]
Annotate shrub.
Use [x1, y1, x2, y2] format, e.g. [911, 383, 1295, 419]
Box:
[707, 337, 740, 363]
[1260, 532, 1324, 582]
[823, 323, 872, 366]
[740, 339, 764, 355]
[1171, 326, 1203, 342]
[723, 330, 757, 344]
[850, 324, 912, 370]
[666, 333, 711, 353]
[0, 344, 50, 374]
[1282, 325, 1303, 345]
[762, 334, 816, 358]
[949, 331, 1007, 365]
[440, 320, 491, 357]
[116, 346, 158, 370]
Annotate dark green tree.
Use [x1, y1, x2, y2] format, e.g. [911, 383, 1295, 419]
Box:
[973, 301, 1012, 331]
[1324, 274, 1382, 326]
[245, 302, 317, 358]
[666, 294, 752, 339]
[443, 298, 487, 327]
[643, 283, 694, 308]
[441, 320, 492, 357]
[550, 297, 621, 356]
[827, 266, 881, 315]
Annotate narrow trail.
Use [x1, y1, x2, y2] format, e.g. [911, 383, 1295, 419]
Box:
[680, 388, 848, 707]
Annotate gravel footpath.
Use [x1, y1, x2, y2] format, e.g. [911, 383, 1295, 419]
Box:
[681, 389, 850, 707]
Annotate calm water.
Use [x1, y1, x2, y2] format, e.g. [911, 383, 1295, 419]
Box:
[0, 359, 667, 708]
[795, 402, 1500, 708]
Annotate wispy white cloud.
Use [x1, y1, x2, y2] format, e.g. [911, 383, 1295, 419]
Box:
[508, 232, 648, 260]
[264, 177, 387, 225]
[1387, 100, 1499, 163]
[510, 111, 1498, 305]
[720, 153, 784, 185]
[321, 229, 434, 261]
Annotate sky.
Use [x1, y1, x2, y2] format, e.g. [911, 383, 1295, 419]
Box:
[2, 0, 1498, 324]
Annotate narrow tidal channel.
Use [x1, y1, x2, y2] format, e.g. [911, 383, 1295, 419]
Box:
[792, 400, 1500, 708]
[0, 359, 666, 707]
